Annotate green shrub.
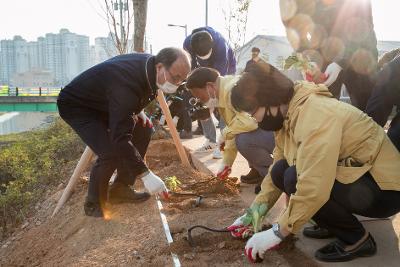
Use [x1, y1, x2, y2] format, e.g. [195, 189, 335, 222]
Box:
[0, 118, 84, 237]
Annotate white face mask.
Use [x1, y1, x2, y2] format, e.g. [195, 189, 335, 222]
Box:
[157, 67, 179, 94]
[197, 49, 212, 60]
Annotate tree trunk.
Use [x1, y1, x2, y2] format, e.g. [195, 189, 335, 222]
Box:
[132, 0, 148, 52]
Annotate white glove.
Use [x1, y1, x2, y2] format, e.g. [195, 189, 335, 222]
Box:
[230, 214, 246, 228]
[216, 163, 231, 179]
[323, 62, 342, 87]
[172, 116, 179, 127]
[245, 228, 282, 262]
[140, 171, 168, 195]
[137, 111, 153, 128]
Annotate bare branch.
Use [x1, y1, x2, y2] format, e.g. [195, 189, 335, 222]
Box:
[221, 0, 252, 51]
[91, 0, 145, 54]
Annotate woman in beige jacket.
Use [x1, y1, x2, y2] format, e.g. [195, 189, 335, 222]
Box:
[228, 64, 400, 263]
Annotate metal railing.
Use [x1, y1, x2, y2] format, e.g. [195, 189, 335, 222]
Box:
[0, 86, 61, 97]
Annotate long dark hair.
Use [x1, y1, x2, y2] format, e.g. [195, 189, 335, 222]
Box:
[231, 63, 294, 112]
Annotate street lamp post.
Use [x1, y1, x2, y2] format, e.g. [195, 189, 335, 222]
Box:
[205, 0, 208, 26]
[167, 24, 188, 38]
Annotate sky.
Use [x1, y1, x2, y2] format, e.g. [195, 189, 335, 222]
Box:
[0, 0, 399, 53]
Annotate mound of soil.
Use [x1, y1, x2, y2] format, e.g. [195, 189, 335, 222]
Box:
[0, 180, 172, 266]
[148, 139, 240, 197]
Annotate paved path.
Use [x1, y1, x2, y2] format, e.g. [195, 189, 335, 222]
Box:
[182, 134, 400, 266]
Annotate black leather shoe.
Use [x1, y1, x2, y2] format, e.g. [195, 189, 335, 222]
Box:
[84, 199, 103, 217]
[303, 225, 334, 239]
[315, 234, 377, 262]
[108, 182, 150, 204]
[241, 168, 263, 184]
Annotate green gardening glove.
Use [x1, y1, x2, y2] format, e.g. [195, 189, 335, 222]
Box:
[241, 203, 269, 233]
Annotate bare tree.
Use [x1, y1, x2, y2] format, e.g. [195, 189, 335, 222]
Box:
[221, 0, 251, 51]
[95, 0, 148, 54]
[132, 0, 148, 52]
[101, 0, 134, 54]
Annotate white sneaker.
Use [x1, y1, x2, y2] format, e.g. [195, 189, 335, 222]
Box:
[195, 140, 217, 153]
[212, 147, 223, 159]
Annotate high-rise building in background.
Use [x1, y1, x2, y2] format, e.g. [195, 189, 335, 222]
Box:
[89, 45, 96, 68]
[43, 29, 91, 85]
[0, 38, 16, 85]
[0, 29, 119, 87]
[14, 36, 29, 75]
[94, 33, 118, 64]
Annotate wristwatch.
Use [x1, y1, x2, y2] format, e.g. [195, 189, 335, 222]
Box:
[272, 223, 285, 241]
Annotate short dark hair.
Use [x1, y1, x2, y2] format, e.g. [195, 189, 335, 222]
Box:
[231, 63, 294, 112]
[155, 47, 182, 69]
[251, 47, 260, 53]
[191, 31, 213, 56]
[186, 67, 219, 89]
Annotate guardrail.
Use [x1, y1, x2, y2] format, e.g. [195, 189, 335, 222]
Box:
[0, 86, 61, 97]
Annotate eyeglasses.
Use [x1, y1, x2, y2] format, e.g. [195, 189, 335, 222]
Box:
[165, 68, 184, 86]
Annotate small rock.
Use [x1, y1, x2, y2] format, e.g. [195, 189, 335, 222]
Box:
[132, 250, 140, 260]
[183, 253, 195, 260]
[190, 199, 200, 208]
[2, 244, 8, 249]
[218, 241, 226, 249]
[11, 236, 16, 241]
[35, 221, 41, 226]
[21, 222, 29, 229]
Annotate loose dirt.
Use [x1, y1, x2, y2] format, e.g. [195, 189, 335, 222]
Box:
[148, 140, 318, 267]
[0, 139, 318, 267]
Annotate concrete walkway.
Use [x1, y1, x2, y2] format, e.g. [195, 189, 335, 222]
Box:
[181, 134, 400, 266]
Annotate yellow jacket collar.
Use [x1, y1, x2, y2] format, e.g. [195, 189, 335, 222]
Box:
[287, 81, 334, 119]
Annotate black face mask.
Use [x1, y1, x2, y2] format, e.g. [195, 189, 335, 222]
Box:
[258, 107, 285, 131]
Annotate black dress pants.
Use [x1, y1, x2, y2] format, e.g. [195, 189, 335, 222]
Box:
[58, 101, 151, 204]
[271, 159, 400, 245]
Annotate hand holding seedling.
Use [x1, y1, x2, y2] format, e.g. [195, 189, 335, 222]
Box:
[284, 54, 327, 84]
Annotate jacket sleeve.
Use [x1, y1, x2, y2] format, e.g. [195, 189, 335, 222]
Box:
[244, 60, 251, 72]
[183, 37, 198, 70]
[108, 87, 148, 176]
[277, 107, 342, 234]
[253, 131, 285, 208]
[213, 38, 230, 75]
[221, 112, 258, 166]
[366, 56, 400, 126]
